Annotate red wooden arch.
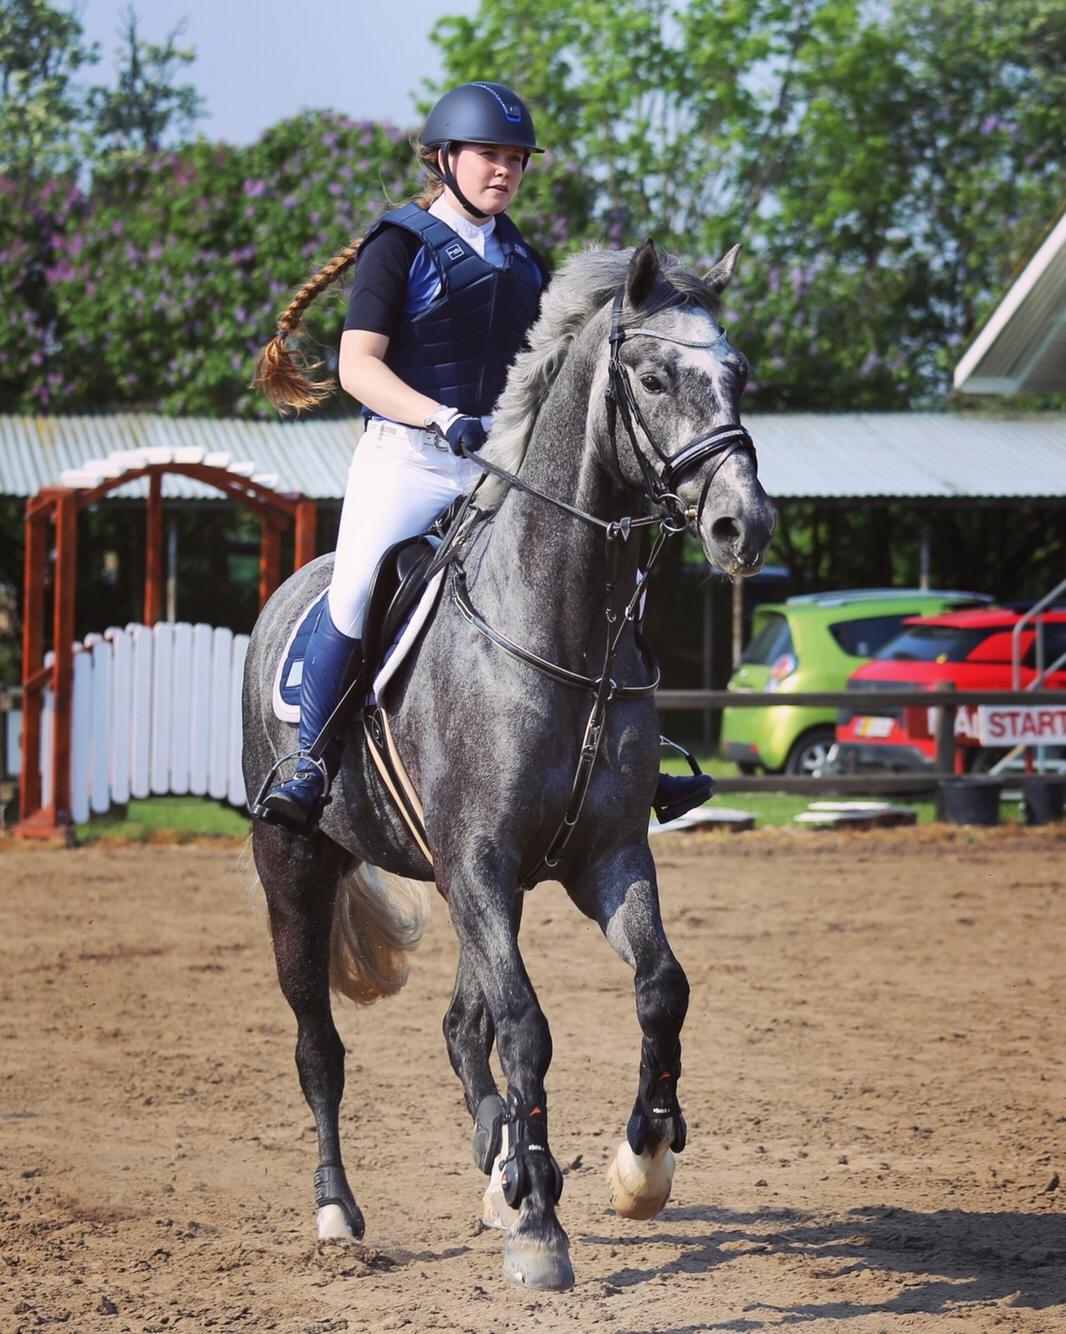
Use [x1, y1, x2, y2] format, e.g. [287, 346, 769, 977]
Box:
[15, 460, 317, 841]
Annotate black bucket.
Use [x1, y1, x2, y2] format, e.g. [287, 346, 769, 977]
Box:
[1023, 779, 1066, 826]
[939, 777, 1002, 826]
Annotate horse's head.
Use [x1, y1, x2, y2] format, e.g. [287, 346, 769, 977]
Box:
[597, 240, 776, 576]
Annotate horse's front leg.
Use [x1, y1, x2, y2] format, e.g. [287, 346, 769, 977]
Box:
[441, 863, 573, 1291]
[566, 836, 690, 1221]
[442, 929, 523, 1232]
[253, 825, 364, 1241]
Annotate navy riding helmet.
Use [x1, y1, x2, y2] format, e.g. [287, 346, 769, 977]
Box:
[422, 82, 543, 218]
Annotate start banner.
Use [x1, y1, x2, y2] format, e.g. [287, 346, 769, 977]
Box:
[977, 705, 1066, 746]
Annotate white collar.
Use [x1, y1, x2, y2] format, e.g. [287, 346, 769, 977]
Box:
[429, 194, 497, 245]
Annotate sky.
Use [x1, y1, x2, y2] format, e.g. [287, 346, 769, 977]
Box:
[78, 0, 479, 143]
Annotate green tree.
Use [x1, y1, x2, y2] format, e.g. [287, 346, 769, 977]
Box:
[432, 0, 1065, 409]
[85, 7, 205, 154]
[0, 0, 95, 176]
[34, 113, 420, 415]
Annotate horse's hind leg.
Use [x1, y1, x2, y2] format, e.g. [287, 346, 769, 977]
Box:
[566, 838, 690, 1221]
[252, 823, 364, 1241]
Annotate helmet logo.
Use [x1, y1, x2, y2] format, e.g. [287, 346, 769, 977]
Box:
[472, 81, 523, 123]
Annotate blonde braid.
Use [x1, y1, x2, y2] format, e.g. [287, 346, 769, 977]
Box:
[252, 141, 444, 414]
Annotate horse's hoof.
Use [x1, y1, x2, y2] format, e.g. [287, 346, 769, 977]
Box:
[482, 1157, 520, 1231]
[502, 1229, 575, 1291]
[607, 1138, 675, 1220]
[316, 1203, 358, 1241]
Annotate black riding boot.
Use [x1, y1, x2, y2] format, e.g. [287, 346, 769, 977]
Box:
[653, 771, 715, 825]
[256, 604, 364, 835]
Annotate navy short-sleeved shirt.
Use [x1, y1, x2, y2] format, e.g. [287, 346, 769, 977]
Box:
[343, 227, 423, 338]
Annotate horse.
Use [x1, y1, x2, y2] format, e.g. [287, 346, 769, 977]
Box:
[242, 239, 776, 1291]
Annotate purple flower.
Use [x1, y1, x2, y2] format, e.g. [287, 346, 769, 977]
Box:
[860, 350, 882, 375]
[243, 178, 267, 198]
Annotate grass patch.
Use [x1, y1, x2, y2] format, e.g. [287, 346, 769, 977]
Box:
[660, 750, 940, 825]
[75, 795, 250, 844]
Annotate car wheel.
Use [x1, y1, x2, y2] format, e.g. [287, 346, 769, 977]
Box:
[784, 727, 837, 777]
[736, 761, 759, 776]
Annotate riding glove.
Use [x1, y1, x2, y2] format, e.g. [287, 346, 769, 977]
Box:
[426, 406, 487, 456]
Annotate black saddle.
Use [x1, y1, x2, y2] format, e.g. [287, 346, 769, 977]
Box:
[359, 494, 474, 675]
[361, 536, 438, 676]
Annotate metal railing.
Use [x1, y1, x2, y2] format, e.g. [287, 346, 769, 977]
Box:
[655, 686, 1066, 794]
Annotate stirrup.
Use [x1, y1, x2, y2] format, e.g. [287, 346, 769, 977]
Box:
[653, 772, 714, 825]
[253, 749, 332, 836]
[654, 736, 713, 824]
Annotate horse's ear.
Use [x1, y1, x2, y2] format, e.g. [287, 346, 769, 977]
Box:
[626, 238, 659, 307]
[703, 244, 741, 295]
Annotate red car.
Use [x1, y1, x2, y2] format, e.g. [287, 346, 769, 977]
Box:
[834, 608, 1066, 772]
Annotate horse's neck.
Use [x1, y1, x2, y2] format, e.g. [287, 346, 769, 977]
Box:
[470, 369, 645, 665]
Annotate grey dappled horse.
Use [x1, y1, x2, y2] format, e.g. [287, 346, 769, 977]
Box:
[242, 241, 776, 1290]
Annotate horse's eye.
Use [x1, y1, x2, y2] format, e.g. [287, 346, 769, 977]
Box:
[640, 375, 664, 394]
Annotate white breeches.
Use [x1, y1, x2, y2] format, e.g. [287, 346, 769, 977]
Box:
[327, 417, 483, 637]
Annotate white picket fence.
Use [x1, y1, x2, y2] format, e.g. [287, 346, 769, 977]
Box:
[18, 622, 250, 823]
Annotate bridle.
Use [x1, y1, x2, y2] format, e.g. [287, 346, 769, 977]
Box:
[606, 287, 757, 530]
[441, 285, 761, 883]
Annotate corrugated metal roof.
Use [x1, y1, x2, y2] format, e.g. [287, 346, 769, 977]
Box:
[0, 413, 361, 502]
[750, 412, 1066, 498]
[0, 410, 1064, 502]
[953, 210, 1066, 395]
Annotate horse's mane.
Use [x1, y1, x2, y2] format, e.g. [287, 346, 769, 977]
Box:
[481, 246, 722, 507]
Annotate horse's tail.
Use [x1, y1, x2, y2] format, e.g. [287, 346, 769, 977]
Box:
[329, 862, 430, 1005]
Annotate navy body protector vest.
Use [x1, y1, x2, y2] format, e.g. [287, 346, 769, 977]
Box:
[361, 202, 543, 418]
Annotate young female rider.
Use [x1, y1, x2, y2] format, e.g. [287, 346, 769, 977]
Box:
[253, 81, 712, 834]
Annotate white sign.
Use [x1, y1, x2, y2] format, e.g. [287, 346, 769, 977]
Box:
[977, 705, 1066, 747]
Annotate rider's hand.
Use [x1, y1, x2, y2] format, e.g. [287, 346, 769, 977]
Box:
[426, 406, 487, 456]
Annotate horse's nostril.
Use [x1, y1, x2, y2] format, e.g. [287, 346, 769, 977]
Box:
[711, 517, 741, 547]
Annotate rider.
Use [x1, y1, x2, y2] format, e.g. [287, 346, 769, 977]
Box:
[253, 81, 712, 834]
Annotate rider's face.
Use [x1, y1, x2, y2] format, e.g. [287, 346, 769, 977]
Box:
[443, 142, 527, 218]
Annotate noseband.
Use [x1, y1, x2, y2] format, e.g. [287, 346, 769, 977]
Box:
[607, 287, 757, 529]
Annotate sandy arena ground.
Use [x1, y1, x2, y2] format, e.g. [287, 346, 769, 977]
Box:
[1, 824, 1064, 1333]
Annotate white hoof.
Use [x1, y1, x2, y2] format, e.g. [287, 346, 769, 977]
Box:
[503, 1229, 575, 1290]
[482, 1155, 520, 1230]
[316, 1203, 356, 1240]
[607, 1136, 675, 1220]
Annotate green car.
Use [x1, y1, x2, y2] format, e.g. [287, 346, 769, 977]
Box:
[720, 589, 990, 775]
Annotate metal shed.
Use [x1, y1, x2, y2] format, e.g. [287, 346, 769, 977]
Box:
[2, 411, 1064, 504]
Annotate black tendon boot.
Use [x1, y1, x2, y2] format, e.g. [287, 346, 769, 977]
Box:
[256, 605, 364, 835]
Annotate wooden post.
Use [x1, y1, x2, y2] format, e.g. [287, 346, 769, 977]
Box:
[259, 517, 282, 610]
[50, 493, 78, 830]
[702, 578, 714, 750]
[144, 471, 163, 626]
[17, 503, 48, 822]
[731, 577, 744, 668]
[293, 498, 317, 571]
[932, 681, 957, 820]
[165, 515, 178, 622]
